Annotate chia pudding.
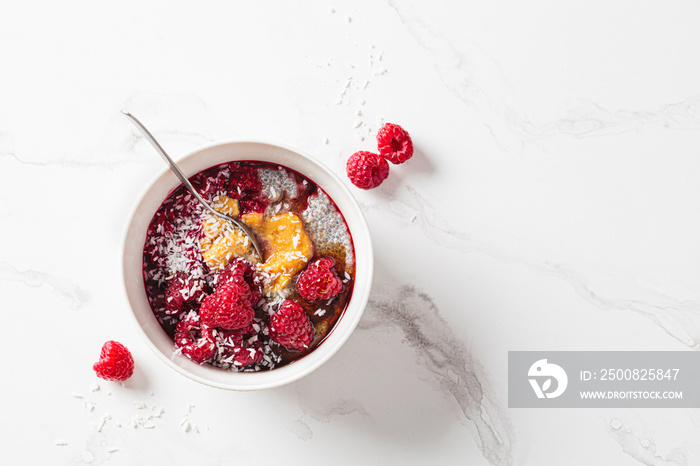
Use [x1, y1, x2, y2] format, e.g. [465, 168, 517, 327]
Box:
[142, 161, 355, 371]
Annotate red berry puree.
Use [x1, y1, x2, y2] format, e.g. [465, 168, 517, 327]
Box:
[143, 161, 355, 371]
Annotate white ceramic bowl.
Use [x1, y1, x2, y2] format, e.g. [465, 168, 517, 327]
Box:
[123, 141, 373, 390]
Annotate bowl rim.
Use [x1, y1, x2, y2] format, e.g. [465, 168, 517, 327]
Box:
[122, 139, 373, 390]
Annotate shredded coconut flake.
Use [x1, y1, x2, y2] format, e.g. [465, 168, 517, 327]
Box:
[144, 162, 354, 374]
[96, 414, 112, 433]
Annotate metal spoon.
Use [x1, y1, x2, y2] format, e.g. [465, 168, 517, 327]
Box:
[122, 111, 264, 261]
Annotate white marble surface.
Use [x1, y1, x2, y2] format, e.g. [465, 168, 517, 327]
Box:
[2, 1, 700, 464]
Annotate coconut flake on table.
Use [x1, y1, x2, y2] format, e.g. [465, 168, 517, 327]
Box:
[96, 414, 112, 433]
[179, 404, 201, 433]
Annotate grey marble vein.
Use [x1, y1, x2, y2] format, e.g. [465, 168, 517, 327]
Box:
[376, 185, 700, 349]
[608, 418, 688, 466]
[1, 150, 141, 168]
[360, 283, 513, 466]
[304, 397, 370, 424]
[119, 91, 234, 144]
[386, 0, 700, 151]
[0, 262, 90, 310]
[0, 131, 13, 156]
[288, 419, 313, 441]
[518, 97, 700, 138]
[0, 91, 233, 170]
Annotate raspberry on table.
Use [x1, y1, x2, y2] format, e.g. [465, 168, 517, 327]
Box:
[376, 122, 413, 164]
[297, 257, 344, 301]
[93, 341, 134, 381]
[269, 300, 315, 351]
[200, 278, 255, 330]
[346, 151, 389, 189]
[175, 312, 217, 364]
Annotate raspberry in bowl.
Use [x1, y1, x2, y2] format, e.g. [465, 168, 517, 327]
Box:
[123, 141, 373, 390]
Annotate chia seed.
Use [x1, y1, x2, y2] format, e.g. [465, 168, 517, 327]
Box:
[143, 160, 356, 371]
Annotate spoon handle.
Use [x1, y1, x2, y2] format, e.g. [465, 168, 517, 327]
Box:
[121, 111, 217, 214]
[122, 111, 264, 261]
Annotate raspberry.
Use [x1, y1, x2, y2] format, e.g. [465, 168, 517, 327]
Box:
[147, 209, 174, 239]
[228, 163, 262, 194]
[216, 326, 264, 368]
[191, 167, 229, 200]
[269, 300, 315, 351]
[376, 123, 413, 164]
[346, 151, 389, 190]
[228, 163, 268, 215]
[199, 279, 255, 330]
[215, 259, 262, 306]
[297, 257, 344, 301]
[239, 197, 267, 215]
[230, 340, 264, 367]
[175, 312, 216, 364]
[93, 341, 134, 381]
[164, 272, 206, 315]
